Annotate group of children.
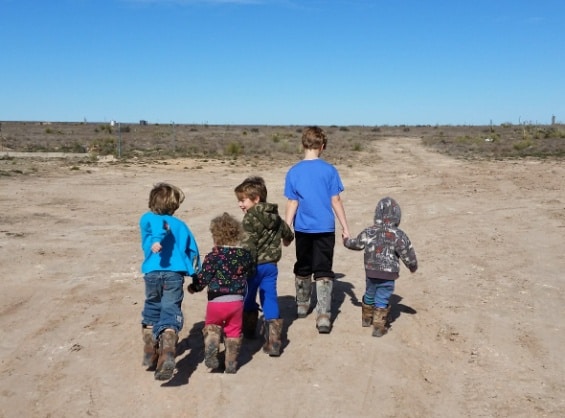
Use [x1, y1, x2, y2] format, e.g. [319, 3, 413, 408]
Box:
[139, 126, 419, 380]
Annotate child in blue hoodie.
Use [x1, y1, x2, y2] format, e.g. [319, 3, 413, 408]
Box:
[139, 183, 200, 380]
[343, 197, 418, 337]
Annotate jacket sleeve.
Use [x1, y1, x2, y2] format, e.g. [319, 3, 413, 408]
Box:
[343, 230, 367, 251]
[280, 217, 295, 243]
[396, 232, 418, 273]
[191, 254, 212, 292]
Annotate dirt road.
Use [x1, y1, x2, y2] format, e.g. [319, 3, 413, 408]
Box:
[1, 137, 563, 417]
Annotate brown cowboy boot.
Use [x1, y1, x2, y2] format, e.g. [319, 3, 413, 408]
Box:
[154, 329, 177, 380]
[372, 306, 391, 337]
[142, 325, 159, 369]
[315, 278, 333, 333]
[361, 302, 374, 327]
[262, 318, 283, 357]
[295, 275, 312, 318]
[242, 310, 259, 339]
[202, 324, 222, 370]
[224, 336, 243, 374]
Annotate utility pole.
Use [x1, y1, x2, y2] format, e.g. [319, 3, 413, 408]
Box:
[118, 122, 122, 158]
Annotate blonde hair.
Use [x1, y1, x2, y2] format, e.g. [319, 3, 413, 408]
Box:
[210, 212, 243, 246]
[234, 176, 267, 202]
[148, 183, 185, 215]
[301, 126, 327, 150]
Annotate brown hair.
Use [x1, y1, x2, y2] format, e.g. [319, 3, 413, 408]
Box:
[210, 212, 243, 246]
[301, 126, 327, 150]
[148, 183, 185, 215]
[234, 176, 267, 202]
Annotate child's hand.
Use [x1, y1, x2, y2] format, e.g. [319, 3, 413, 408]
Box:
[283, 238, 292, 247]
[151, 242, 162, 253]
[187, 284, 196, 294]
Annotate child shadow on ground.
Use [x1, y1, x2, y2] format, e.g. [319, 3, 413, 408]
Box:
[329, 273, 360, 325]
[388, 294, 417, 328]
[162, 321, 205, 387]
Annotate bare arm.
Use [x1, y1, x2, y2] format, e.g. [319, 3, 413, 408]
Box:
[331, 194, 350, 239]
[285, 199, 298, 228]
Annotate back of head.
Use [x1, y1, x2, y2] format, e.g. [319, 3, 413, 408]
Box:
[374, 197, 401, 227]
[210, 212, 243, 246]
[302, 126, 327, 150]
[234, 176, 267, 202]
[149, 183, 185, 215]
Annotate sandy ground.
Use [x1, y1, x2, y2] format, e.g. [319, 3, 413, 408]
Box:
[1, 137, 564, 418]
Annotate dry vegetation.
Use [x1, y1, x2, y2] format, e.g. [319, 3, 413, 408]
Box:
[1, 121, 564, 417]
[1, 121, 564, 169]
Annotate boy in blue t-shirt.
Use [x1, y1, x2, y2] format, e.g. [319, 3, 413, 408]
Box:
[284, 126, 351, 333]
[139, 183, 200, 380]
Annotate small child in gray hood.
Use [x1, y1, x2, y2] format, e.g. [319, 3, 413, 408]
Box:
[343, 197, 418, 337]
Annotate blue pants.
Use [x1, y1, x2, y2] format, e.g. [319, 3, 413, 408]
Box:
[142, 271, 185, 338]
[363, 278, 395, 309]
[244, 263, 279, 320]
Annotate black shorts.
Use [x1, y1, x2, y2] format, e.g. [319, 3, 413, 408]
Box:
[293, 231, 335, 279]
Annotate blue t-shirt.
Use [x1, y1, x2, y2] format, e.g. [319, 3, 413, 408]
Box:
[284, 159, 344, 233]
[139, 212, 201, 275]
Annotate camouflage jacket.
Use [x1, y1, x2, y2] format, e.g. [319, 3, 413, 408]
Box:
[344, 197, 418, 280]
[242, 202, 294, 265]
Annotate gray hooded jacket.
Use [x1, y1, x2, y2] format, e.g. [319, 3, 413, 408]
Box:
[343, 197, 418, 280]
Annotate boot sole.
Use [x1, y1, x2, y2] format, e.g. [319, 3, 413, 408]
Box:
[372, 328, 387, 337]
[263, 345, 281, 357]
[205, 357, 220, 369]
[154, 358, 175, 380]
[317, 325, 331, 334]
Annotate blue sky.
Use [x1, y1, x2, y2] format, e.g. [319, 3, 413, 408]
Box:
[1, 0, 564, 126]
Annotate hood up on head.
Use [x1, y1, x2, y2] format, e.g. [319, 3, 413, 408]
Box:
[374, 197, 401, 227]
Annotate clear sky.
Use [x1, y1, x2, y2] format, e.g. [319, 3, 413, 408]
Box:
[2, 0, 564, 126]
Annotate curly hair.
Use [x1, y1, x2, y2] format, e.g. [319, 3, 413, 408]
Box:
[209, 212, 243, 246]
[148, 183, 185, 215]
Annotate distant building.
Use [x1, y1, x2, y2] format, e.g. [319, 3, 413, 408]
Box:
[140, 120, 148, 125]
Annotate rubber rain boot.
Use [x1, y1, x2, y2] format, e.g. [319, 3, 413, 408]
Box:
[154, 329, 177, 380]
[315, 278, 333, 334]
[202, 324, 223, 370]
[295, 275, 312, 318]
[224, 336, 243, 374]
[372, 306, 391, 337]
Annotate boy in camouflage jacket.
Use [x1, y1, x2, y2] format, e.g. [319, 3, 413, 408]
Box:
[343, 197, 418, 337]
[235, 176, 294, 356]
